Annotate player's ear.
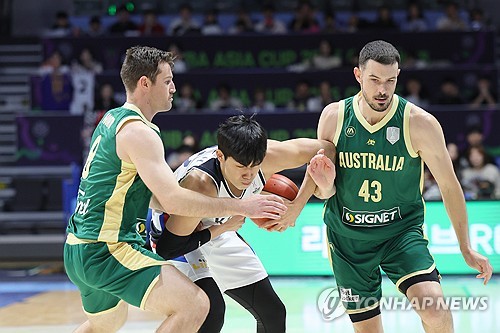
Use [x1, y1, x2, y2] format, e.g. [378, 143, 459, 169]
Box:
[216, 149, 225, 162]
[354, 67, 362, 83]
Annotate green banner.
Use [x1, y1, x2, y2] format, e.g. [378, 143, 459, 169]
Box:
[242, 201, 500, 275]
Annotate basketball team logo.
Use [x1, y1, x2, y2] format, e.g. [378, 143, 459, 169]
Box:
[317, 287, 346, 321]
[345, 126, 356, 137]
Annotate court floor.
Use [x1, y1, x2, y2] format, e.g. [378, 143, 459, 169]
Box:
[0, 266, 497, 333]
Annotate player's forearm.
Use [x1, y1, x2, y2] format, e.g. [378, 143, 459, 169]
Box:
[295, 172, 317, 206]
[314, 183, 336, 199]
[160, 188, 241, 218]
[440, 183, 471, 252]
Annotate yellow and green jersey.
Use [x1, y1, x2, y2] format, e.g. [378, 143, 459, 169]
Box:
[67, 103, 160, 244]
[324, 94, 424, 240]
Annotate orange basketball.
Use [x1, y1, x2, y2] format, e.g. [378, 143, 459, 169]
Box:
[251, 174, 299, 229]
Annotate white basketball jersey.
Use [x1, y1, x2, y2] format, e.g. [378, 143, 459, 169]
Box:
[174, 146, 266, 228]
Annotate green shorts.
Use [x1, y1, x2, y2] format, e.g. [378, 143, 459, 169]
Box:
[64, 234, 169, 314]
[326, 225, 436, 316]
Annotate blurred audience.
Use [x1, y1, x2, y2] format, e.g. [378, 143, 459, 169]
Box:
[108, 5, 138, 36]
[461, 146, 500, 199]
[169, 3, 201, 36]
[250, 87, 276, 113]
[402, 2, 428, 32]
[468, 75, 497, 109]
[228, 8, 255, 34]
[288, 1, 320, 33]
[71, 48, 103, 75]
[209, 83, 244, 111]
[436, 2, 468, 31]
[138, 10, 165, 36]
[201, 9, 224, 35]
[255, 4, 287, 34]
[174, 82, 203, 113]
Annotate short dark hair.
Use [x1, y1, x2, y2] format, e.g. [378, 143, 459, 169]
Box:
[120, 46, 175, 93]
[359, 40, 400, 68]
[217, 115, 267, 167]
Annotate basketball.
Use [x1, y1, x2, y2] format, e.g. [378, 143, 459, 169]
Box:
[251, 174, 299, 229]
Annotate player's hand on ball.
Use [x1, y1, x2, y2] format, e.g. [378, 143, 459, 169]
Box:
[241, 194, 287, 219]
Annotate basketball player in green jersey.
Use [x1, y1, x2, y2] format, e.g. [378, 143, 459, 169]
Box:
[63, 46, 286, 333]
[307, 40, 492, 333]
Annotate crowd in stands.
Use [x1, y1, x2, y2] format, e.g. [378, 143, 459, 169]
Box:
[33, 0, 500, 200]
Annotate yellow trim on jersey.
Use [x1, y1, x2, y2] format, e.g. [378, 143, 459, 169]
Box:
[123, 102, 160, 132]
[333, 100, 345, 146]
[84, 300, 125, 316]
[107, 242, 166, 271]
[98, 162, 137, 242]
[419, 160, 425, 195]
[346, 301, 380, 314]
[140, 276, 161, 310]
[353, 93, 399, 134]
[403, 102, 418, 158]
[65, 233, 98, 245]
[395, 263, 436, 291]
[116, 115, 143, 134]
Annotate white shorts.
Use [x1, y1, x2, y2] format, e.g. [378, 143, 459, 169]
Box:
[168, 231, 268, 292]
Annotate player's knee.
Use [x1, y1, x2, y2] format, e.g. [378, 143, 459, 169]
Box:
[258, 296, 286, 329]
[192, 288, 210, 326]
[419, 301, 452, 327]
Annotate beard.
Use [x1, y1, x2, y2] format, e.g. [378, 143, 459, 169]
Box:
[362, 90, 393, 113]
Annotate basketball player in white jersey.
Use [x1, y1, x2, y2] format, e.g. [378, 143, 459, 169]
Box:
[149, 115, 335, 332]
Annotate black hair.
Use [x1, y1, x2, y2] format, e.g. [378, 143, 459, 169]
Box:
[358, 40, 400, 68]
[217, 115, 267, 167]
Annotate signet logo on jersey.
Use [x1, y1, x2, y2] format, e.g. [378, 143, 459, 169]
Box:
[386, 126, 400, 145]
[342, 206, 402, 226]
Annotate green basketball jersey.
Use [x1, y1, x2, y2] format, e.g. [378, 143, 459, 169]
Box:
[66, 103, 160, 244]
[324, 94, 424, 240]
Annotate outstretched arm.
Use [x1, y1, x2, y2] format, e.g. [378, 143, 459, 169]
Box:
[411, 107, 493, 285]
[259, 138, 335, 231]
[116, 120, 287, 219]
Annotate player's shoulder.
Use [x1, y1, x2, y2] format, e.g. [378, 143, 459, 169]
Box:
[407, 102, 442, 138]
[408, 103, 440, 128]
[180, 169, 218, 197]
[321, 101, 341, 118]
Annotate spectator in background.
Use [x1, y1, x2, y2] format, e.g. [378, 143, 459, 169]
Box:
[169, 3, 201, 36]
[322, 12, 340, 33]
[209, 83, 244, 111]
[422, 168, 441, 200]
[370, 5, 399, 31]
[461, 146, 500, 199]
[307, 80, 334, 112]
[288, 39, 342, 72]
[250, 87, 276, 113]
[469, 8, 490, 31]
[288, 1, 320, 33]
[228, 8, 255, 34]
[402, 2, 428, 32]
[436, 2, 468, 31]
[287, 79, 315, 112]
[404, 77, 429, 107]
[71, 48, 103, 75]
[168, 43, 188, 73]
[201, 9, 224, 35]
[166, 135, 199, 169]
[138, 10, 165, 36]
[86, 15, 104, 37]
[45, 10, 74, 37]
[37, 51, 73, 111]
[94, 83, 119, 114]
[434, 78, 464, 105]
[469, 75, 497, 109]
[174, 82, 203, 113]
[108, 4, 138, 36]
[254, 4, 287, 34]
